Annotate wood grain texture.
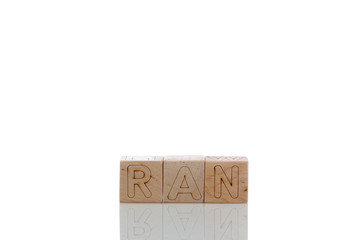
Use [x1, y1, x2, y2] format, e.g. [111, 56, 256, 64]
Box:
[163, 155, 205, 203]
[204, 156, 248, 203]
[120, 156, 163, 203]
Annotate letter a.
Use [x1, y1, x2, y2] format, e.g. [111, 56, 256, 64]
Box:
[168, 166, 202, 200]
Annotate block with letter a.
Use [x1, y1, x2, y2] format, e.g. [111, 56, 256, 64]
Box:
[204, 156, 248, 203]
[120, 156, 163, 203]
[163, 155, 205, 203]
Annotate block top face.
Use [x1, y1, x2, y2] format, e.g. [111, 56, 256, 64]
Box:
[121, 156, 163, 161]
[206, 156, 248, 162]
[165, 155, 205, 161]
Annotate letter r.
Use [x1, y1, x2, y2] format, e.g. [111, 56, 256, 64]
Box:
[127, 165, 152, 198]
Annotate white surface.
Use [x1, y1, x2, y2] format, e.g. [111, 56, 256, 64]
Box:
[1, 0, 360, 240]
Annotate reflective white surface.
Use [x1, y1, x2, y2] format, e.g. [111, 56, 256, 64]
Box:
[2, 0, 360, 239]
[120, 203, 247, 240]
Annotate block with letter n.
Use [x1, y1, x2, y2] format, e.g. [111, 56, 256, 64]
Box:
[205, 156, 248, 203]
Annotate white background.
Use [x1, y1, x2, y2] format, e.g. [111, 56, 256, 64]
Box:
[1, 0, 360, 239]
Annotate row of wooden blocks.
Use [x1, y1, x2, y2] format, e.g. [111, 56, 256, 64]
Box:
[120, 155, 248, 203]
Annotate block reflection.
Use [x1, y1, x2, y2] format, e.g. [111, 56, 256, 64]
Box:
[164, 204, 204, 240]
[205, 204, 248, 240]
[120, 203, 247, 240]
[120, 203, 162, 240]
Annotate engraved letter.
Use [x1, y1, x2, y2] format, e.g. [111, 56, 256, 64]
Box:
[168, 166, 202, 200]
[127, 165, 152, 198]
[214, 165, 239, 198]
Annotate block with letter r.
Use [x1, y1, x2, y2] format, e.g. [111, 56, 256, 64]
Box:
[120, 156, 163, 203]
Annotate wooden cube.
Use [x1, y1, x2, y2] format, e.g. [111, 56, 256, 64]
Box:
[204, 156, 248, 203]
[120, 156, 163, 203]
[163, 155, 205, 203]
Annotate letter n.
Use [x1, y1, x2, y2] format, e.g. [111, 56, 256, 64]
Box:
[214, 165, 239, 198]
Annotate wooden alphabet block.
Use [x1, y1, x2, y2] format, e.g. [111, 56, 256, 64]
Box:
[120, 156, 163, 203]
[163, 155, 205, 203]
[204, 156, 248, 203]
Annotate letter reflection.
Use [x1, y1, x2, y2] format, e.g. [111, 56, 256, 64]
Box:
[120, 203, 247, 240]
